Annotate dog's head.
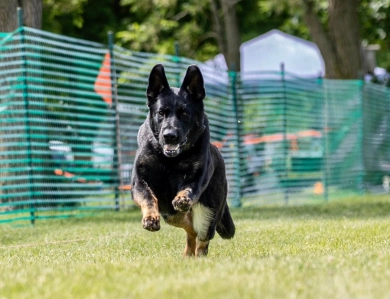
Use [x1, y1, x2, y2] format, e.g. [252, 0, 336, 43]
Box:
[146, 64, 206, 158]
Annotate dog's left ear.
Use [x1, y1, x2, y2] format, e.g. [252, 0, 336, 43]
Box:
[147, 64, 170, 107]
[180, 65, 205, 101]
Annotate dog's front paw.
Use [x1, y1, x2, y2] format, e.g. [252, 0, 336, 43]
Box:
[172, 190, 192, 212]
[142, 215, 160, 232]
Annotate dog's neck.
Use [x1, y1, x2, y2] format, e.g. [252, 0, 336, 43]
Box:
[190, 118, 207, 147]
[193, 122, 206, 145]
[179, 118, 207, 150]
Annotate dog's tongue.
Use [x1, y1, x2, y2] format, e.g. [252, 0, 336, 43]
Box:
[164, 144, 180, 151]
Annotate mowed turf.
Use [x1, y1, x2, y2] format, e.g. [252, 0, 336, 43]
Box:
[1, 194, 390, 299]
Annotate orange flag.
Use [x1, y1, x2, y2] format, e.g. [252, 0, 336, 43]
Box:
[94, 52, 112, 105]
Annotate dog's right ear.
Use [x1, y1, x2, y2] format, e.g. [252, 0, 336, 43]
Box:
[146, 64, 170, 107]
[180, 65, 205, 102]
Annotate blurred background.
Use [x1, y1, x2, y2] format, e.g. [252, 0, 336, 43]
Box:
[1, 0, 390, 81]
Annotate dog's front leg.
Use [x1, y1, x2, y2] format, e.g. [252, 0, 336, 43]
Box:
[172, 167, 212, 212]
[172, 179, 208, 212]
[172, 187, 194, 212]
[132, 179, 160, 231]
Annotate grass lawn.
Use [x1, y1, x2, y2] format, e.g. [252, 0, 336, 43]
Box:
[1, 194, 390, 299]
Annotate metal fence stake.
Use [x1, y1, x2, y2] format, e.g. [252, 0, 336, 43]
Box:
[322, 79, 329, 202]
[230, 64, 242, 207]
[108, 32, 123, 211]
[173, 41, 181, 87]
[18, 7, 36, 224]
[281, 63, 289, 204]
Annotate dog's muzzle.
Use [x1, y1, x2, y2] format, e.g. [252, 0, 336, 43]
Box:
[163, 137, 187, 157]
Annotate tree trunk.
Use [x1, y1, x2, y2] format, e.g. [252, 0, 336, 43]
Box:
[303, 0, 362, 79]
[220, 0, 241, 71]
[21, 0, 42, 29]
[209, 0, 241, 71]
[0, 0, 19, 31]
[328, 0, 361, 79]
[303, 0, 339, 78]
[210, 0, 227, 59]
[0, 0, 42, 32]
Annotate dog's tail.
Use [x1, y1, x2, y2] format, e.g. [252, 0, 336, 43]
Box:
[216, 204, 235, 239]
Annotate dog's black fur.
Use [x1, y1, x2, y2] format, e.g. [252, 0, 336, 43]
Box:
[131, 64, 235, 256]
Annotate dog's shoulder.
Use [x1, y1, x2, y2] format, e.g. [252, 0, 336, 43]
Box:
[137, 117, 157, 150]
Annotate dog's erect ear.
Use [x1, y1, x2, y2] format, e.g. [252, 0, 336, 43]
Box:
[180, 65, 205, 101]
[147, 64, 170, 106]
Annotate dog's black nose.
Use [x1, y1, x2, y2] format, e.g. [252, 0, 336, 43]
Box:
[163, 130, 178, 143]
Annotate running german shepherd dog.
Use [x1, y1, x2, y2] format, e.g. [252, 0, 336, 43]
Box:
[131, 64, 235, 256]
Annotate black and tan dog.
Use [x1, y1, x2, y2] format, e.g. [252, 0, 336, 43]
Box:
[131, 64, 235, 256]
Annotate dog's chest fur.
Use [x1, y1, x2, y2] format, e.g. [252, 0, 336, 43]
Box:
[143, 151, 206, 215]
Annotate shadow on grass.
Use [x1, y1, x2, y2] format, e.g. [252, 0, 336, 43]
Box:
[231, 199, 390, 221]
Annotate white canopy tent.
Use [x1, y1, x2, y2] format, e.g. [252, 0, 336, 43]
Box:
[206, 29, 326, 80]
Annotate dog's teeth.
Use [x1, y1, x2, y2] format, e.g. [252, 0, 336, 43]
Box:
[164, 144, 180, 151]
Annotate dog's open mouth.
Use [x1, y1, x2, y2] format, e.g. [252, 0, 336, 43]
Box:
[163, 144, 181, 157]
[163, 138, 187, 157]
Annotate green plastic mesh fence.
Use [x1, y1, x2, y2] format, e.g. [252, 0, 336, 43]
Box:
[362, 83, 390, 193]
[1, 26, 389, 224]
[322, 80, 364, 197]
[0, 27, 121, 224]
[237, 71, 325, 205]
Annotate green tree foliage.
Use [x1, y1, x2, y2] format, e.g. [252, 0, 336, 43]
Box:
[42, 0, 124, 43]
[360, 0, 390, 71]
[116, 0, 217, 62]
[41, 0, 287, 63]
[41, 0, 390, 74]
[263, 0, 390, 75]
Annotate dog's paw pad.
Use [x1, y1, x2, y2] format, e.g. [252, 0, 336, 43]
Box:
[142, 216, 160, 232]
[172, 194, 192, 212]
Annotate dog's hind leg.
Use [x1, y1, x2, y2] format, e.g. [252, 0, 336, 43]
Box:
[182, 212, 197, 257]
[195, 240, 210, 256]
[165, 212, 197, 257]
[192, 203, 216, 257]
[184, 231, 197, 257]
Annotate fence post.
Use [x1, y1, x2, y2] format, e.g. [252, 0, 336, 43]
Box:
[321, 78, 329, 201]
[281, 63, 289, 204]
[173, 41, 181, 87]
[357, 79, 365, 194]
[230, 64, 242, 207]
[18, 7, 36, 224]
[108, 32, 123, 211]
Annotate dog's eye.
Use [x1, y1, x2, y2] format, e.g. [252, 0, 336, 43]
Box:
[181, 111, 188, 117]
[158, 111, 165, 116]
